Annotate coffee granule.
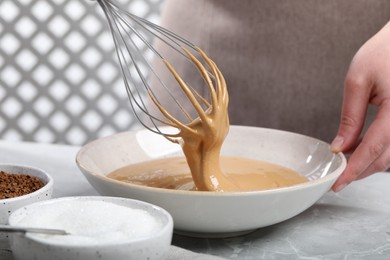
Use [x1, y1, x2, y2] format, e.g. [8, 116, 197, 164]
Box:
[0, 171, 44, 199]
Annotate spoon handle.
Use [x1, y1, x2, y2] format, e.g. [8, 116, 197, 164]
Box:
[0, 225, 68, 235]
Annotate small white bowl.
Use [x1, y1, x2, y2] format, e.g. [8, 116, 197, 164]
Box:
[0, 164, 53, 225]
[8, 196, 173, 260]
[76, 126, 347, 237]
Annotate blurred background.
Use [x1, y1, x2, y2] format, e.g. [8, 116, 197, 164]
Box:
[0, 0, 164, 145]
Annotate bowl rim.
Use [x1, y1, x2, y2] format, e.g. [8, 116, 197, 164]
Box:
[0, 163, 54, 203]
[8, 196, 174, 247]
[76, 126, 347, 197]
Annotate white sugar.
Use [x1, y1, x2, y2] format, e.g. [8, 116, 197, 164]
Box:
[15, 200, 162, 245]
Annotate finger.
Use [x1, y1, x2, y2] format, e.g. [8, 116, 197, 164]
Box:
[332, 137, 380, 192]
[356, 146, 390, 180]
[332, 102, 390, 191]
[331, 70, 372, 153]
[356, 109, 390, 179]
[343, 137, 362, 155]
[332, 143, 378, 192]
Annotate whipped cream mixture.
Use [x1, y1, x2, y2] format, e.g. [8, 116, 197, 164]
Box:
[111, 47, 307, 191]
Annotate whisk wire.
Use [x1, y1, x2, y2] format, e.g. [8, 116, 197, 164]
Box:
[98, 0, 166, 136]
[103, 0, 205, 116]
[112, 1, 197, 54]
[95, 0, 217, 139]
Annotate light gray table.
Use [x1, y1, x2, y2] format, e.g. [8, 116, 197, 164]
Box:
[1, 140, 390, 260]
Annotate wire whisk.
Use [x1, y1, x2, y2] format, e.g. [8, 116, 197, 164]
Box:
[94, 0, 227, 143]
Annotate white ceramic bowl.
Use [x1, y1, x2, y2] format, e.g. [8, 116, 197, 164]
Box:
[8, 196, 173, 260]
[76, 126, 347, 237]
[0, 164, 53, 225]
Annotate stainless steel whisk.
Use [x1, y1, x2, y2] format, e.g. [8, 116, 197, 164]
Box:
[88, 0, 224, 141]
[91, 0, 225, 142]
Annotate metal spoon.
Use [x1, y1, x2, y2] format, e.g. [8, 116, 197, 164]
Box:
[0, 225, 69, 235]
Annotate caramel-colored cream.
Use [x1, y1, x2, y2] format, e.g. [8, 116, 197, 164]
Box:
[119, 47, 307, 192]
[108, 156, 307, 191]
[147, 47, 239, 191]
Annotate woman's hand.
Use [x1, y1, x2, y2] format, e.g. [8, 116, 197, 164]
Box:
[331, 21, 390, 192]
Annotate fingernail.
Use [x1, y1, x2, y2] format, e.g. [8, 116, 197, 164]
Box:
[334, 183, 347, 192]
[331, 136, 344, 152]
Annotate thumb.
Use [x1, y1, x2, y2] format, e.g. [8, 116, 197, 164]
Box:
[331, 74, 371, 153]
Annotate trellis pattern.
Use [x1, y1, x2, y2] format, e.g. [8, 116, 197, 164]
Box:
[0, 0, 164, 145]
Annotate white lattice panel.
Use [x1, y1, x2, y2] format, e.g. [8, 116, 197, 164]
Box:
[0, 0, 163, 145]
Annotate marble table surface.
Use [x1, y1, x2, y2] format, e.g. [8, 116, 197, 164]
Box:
[1, 140, 390, 260]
